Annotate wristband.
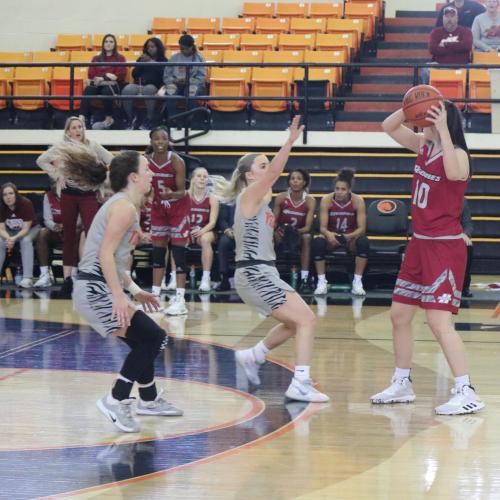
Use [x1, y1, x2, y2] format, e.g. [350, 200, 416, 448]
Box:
[126, 281, 141, 296]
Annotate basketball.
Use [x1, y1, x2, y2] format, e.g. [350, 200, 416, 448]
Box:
[402, 85, 443, 128]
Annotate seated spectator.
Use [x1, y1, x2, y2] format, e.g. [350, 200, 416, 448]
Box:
[423, 6, 473, 84]
[472, 0, 500, 52]
[122, 37, 168, 131]
[312, 169, 369, 297]
[436, 0, 485, 28]
[162, 34, 207, 122]
[79, 34, 126, 130]
[188, 167, 219, 292]
[0, 183, 39, 288]
[273, 168, 316, 291]
[461, 198, 474, 298]
[214, 201, 235, 292]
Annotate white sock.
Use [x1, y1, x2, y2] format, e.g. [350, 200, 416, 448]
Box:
[202, 271, 210, 280]
[117, 374, 133, 383]
[301, 270, 309, 280]
[353, 274, 362, 283]
[40, 266, 49, 277]
[294, 365, 310, 382]
[455, 374, 471, 389]
[252, 341, 269, 364]
[152, 285, 161, 296]
[176, 288, 185, 299]
[394, 367, 411, 379]
[317, 274, 326, 283]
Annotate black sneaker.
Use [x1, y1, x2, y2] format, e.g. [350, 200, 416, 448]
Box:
[59, 277, 73, 298]
[462, 289, 473, 298]
[297, 279, 313, 294]
[215, 279, 230, 292]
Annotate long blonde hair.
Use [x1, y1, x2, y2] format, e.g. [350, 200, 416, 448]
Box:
[212, 153, 259, 203]
[63, 116, 88, 145]
[188, 167, 209, 198]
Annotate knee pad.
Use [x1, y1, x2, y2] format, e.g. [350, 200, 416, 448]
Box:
[312, 237, 327, 261]
[152, 246, 167, 268]
[171, 245, 187, 274]
[355, 236, 370, 258]
[126, 310, 168, 353]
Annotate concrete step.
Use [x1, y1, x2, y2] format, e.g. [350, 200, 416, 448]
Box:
[376, 48, 430, 59]
[334, 121, 383, 131]
[385, 17, 436, 27]
[384, 33, 430, 43]
[344, 101, 401, 112]
[351, 83, 409, 94]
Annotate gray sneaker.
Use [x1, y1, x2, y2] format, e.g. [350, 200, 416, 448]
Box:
[136, 389, 183, 416]
[96, 395, 140, 433]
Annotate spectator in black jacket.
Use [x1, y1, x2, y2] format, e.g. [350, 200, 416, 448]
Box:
[461, 198, 474, 297]
[436, 0, 485, 28]
[122, 37, 168, 130]
[215, 202, 235, 291]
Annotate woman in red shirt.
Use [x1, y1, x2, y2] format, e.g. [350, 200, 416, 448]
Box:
[79, 34, 126, 130]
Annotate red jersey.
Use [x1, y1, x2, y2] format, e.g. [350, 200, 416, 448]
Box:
[149, 152, 177, 206]
[190, 193, 210, 228]
[411, 142, 468, 237]
[277, 194, 309, 229]
[0, 197, 35, 233]
[46, 191, 62, 224]
[140, 200, 152, 233]
[327, 195, 357, 233]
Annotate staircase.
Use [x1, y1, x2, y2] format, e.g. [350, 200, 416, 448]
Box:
[335, 11, 436, 131]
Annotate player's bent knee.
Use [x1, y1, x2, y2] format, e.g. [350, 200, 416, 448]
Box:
[152, 246, 167, 268]
[171, 245, 187, 274]
[355, 236, 370, 258]
[126, 310, 168, 353]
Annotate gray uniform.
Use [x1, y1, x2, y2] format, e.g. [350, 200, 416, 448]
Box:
[73, 192, 140, 337]
[234, 193, 293, 316]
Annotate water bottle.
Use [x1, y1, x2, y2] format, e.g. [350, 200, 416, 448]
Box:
[290, 265, 298, 289]
[14, 266, 22, 286]
[189, 265, 196, 289]
[330, 283, 351, 292]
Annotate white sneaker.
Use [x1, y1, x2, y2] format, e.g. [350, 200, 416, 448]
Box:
[285, 377, 330, 403]
[199, 277, 211, 293]
[34, 274, 52, 288]
[435, 385, 485, 415]
[164, 296, 188, 316]
[351, 280, 366, 296]
[18, 277, 33, 289]
[136, 390, 183, 416]
[96, 396, 140, 433]
[314, 280, 328, 295]
[370, 377, 416, 404]
[163, 275, 176, 291]
[235, 349, 262, 386]
[92, 116, 114, 130]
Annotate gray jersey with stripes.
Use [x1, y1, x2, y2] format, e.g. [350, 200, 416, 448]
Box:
[234, 192, 276, 262]
[78, 192, 140, 280]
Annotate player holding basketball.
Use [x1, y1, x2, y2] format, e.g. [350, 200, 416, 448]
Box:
[371, 101, 485, 415]
[215, 116, 329, 403]
[72, 148, 183, 433]
[148, 127, 191, 315]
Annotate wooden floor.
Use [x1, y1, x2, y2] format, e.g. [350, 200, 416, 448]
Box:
[1, 288, 500, 499]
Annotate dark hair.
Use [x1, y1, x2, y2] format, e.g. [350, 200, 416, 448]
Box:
[99, 33, 118, 59]
[287, 168, 310, 189]
[335, 168, 355, 189]
[142, 37, 167, 61]
[109, 151, 141, 192]
[179, 34, 196, 51]
[148, 126, 172, 154]
[1, 182, 19, 211]
[444, 100, 472, 174]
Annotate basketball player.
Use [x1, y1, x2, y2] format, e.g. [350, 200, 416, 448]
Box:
[312, 168, 369, 296]
[148, 127, 191, 315]
[214, 116, 329, 403]
[371, 101, 485, 415]
[273, 168, 316, 291]
[72, 148, 183, 433]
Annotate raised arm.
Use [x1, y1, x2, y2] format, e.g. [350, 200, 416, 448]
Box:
[382, 109, 422, 153]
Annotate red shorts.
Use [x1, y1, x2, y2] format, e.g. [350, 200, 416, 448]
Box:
[393, 236, 466, 314]
[151, 195, 190, 243]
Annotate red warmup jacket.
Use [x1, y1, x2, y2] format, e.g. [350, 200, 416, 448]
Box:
[88, 53, 127, 85]
[428, 26, 473, 64]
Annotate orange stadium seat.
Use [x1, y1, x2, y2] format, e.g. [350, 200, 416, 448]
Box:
[165, 34, 203, 51]
[263, 50, 304, 77]
[326, 18, 363, 51]
[203, 49, 224, 63]
[344, 3, 377, 41]
[129, 34, 157, 51]
[255, 17, 290, 34]
[151, 17, 186, 34]
[221, 17, 256, 34]
[209, 67, 252, 111]
[187, 18, 220, 35]
[202, 34, 241, 51]
[346, 0, 383, 17]
[13, 67, 50, 110]
[469, 69, 491, 113]
[251, 67, 293, 112]
[93, 34, 128, 51]
[473, 51, 500, 65]
[309, 2, 344, 18]
[278, 33, 316, 51]
[429, 68, 466, 109]
[295, 50, 345, 86]
[33, 51, 69, 63]
[0, 52, 32, 63]
[276, 2, 308, 18]
[55, 34, 92, 51]
[223, 50, 263, 64]
[0, 79, 10, 110]
[69, 51, 99, 63]
[50, 67, 85, 111]
[242, 2, 275, 17]
[240, 34, 278, 51]
[290, 18, 327, 34]
[315, 33, 355, 60]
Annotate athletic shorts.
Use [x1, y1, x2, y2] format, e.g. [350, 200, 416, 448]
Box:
[393, 236, 466, 314]
[73, 279, 119, 337]
[151, 195, 190, 243]
[235, 264, 294, 317]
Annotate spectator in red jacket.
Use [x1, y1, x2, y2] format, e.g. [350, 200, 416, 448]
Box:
[79, 34, 126, 130]
[422, 6, 473, 83]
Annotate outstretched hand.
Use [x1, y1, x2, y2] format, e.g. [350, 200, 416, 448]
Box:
[288, 115, 305, 144]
